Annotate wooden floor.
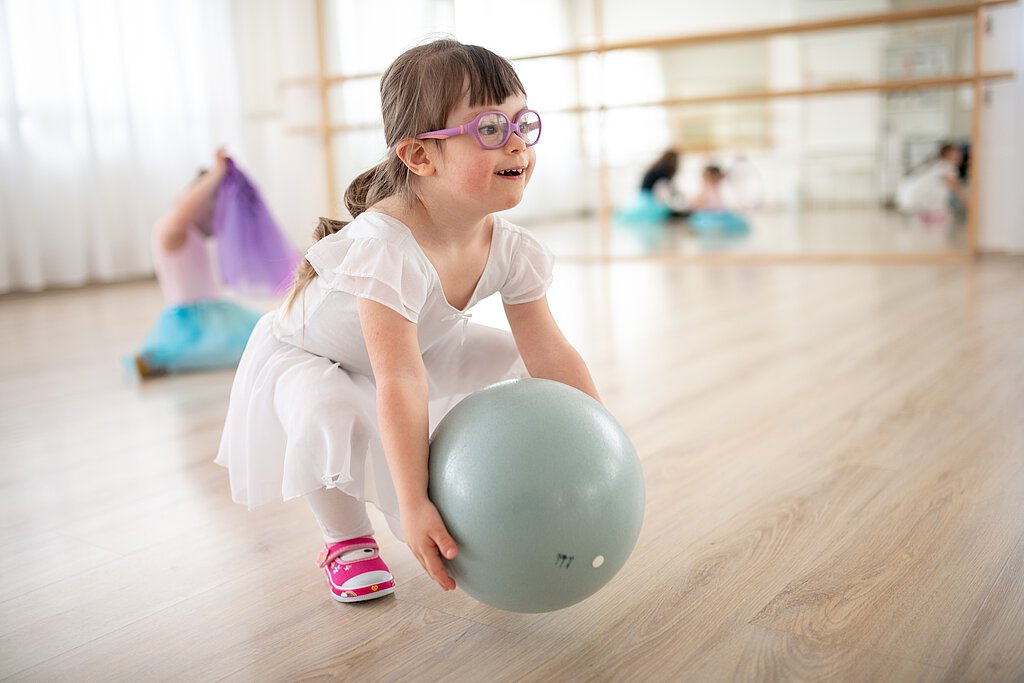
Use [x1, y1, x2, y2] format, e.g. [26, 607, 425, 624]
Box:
[531, 208, 966, 259]
[1, 257, 1022, 682]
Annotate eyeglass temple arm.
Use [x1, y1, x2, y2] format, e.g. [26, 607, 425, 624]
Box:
[415, 124, 466, 141]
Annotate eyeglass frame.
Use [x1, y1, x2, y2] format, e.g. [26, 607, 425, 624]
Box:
[415, 109, 542, 150]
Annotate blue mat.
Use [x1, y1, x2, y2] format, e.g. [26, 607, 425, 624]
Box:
[614, 190, 674, 224]
[689, 210, 750, 234]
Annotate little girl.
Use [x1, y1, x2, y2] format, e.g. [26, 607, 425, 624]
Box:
[129, 148, 298, 379]
[691, 165, 727, 211]
[216, 39, 600, 603]
[895, 142, 968, 225]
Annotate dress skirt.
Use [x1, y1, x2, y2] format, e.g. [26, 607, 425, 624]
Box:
[215, 313, 527, 538]
[137, 300, 262, 373]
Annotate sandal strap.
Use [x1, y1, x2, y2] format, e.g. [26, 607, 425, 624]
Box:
[316, 536, 379, 568]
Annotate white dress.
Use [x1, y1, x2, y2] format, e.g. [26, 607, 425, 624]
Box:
[215, 211, 554, 537]
[896, 159, 958, 215]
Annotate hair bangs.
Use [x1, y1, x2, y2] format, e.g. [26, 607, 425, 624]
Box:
[462, 44, 526, 108]
[394, 40, 528, 135]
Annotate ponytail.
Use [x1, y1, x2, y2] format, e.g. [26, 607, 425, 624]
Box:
[285, 140, 410, 310]
[283, 216, 347, 310]
[345, 163, 384, 219]
[344, 157, 407, 219]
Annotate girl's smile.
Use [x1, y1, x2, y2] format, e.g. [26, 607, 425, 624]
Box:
[495, 165, 527, 178]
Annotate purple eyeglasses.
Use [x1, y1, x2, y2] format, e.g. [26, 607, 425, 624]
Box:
[416, 109, 542, 150]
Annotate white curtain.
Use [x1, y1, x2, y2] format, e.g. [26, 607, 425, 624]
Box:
[0, 0, 244, 292]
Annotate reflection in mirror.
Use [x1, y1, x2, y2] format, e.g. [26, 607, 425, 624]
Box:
[528, 87, 973, 258]
[320, 0, 992, 258]
[514, 12, 980, 258]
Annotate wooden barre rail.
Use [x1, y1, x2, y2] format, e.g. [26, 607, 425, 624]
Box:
[280, 0, 1016, 89]
[285, 71, 1015, 137]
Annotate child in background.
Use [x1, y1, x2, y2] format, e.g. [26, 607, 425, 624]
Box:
[691, 165, 727, 211]
[896, 142, 969, 224]
[216, 39, 600, 604]
[129, 148, 298, 378]
[688, 164, 752, 235]
[616, 148, 690, 224]
[639, 148, 690, 218]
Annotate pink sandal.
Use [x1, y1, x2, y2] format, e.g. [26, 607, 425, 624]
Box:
[316, 536, 396, 603]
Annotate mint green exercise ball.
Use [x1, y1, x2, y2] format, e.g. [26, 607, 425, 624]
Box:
[428, 379, 645, 613]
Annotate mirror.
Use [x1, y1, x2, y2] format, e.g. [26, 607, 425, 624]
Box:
[505, 16, 979, 259]
[321, 0, 1004, 260]
[520, 88, 974, 258]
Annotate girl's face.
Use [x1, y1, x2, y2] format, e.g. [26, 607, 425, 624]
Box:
[430, 94, 536, 215]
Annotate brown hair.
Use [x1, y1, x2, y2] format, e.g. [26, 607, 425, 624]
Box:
[703, 165, 725, 182]
[646, 149, 679, 178]
[285, 38, 526, 309]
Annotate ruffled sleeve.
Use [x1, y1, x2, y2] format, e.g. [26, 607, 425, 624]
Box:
[500, 228, 555, 305]
[305, 235, 429, 323]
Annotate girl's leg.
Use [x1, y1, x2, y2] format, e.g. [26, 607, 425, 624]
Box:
[304, 487, 374, 543]
[307, 488, 395, 603]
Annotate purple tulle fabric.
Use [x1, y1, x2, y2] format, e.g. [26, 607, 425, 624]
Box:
[213, 159, 301, 296]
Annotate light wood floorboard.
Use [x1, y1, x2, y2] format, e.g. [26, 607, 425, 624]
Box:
[0, 257, 1021, 681]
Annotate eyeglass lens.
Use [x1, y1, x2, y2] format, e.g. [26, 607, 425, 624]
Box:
[476, 112, 540, 148]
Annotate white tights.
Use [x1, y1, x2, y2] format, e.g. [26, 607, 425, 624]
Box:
[304, 487, 374, 543]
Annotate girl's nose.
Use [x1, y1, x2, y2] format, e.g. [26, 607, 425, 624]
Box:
[505, 129, 528, 152]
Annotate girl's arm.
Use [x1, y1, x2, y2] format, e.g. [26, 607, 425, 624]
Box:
[943, 174, 969, 205]
[652, 178, 684, 211]
[156, 148, 229, 252]
[504, 296, 601, 403]
[357, 297, 459, 591]
[691, 185, 715, 210]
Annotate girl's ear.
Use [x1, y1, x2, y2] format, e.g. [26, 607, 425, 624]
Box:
[395, 138, 436, 177]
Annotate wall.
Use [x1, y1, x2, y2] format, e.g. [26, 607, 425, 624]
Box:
[231, 0, 327, 252]
[978, 3, 1024, 253]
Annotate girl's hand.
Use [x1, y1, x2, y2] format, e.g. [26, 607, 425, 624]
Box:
[213, 146, 230, 176]
[400, 498, 459, 591]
